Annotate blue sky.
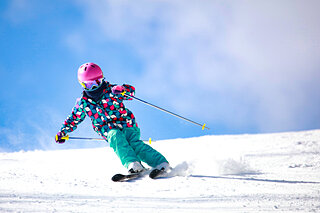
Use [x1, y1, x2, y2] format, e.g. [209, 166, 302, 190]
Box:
[1, 0, 320, 152]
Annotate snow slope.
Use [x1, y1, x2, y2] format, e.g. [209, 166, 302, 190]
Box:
[0, 130, 320, 212]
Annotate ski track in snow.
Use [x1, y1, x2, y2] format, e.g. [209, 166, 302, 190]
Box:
[1, 130, 320, 212]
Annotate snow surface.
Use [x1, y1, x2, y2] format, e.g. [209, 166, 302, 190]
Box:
[1, 130, 320, 212]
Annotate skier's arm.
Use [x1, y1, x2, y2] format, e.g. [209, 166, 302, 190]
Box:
[59, 98, 86, 136]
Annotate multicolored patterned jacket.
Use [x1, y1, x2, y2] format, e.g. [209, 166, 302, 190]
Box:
[60, 81, 137, 139]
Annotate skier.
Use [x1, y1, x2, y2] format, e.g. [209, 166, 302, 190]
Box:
[55, 62, 169, 177]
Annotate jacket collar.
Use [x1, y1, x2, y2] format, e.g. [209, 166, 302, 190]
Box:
[83, 81, 108, 102]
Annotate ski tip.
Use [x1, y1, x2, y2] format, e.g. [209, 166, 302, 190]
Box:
[111, 174, 125, 182]
[111, 173, 140, 182]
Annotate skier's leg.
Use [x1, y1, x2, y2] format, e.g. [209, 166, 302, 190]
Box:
[107, 129, 140, 168]
[123, 127, 168, 168]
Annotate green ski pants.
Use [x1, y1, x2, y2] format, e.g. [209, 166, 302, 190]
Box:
[108, 127, 168, 168]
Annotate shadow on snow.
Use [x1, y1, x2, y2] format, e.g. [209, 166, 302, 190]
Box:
[189, 175, 320, 184]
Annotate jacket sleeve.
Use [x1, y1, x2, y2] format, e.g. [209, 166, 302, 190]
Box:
[60, 98, 86, 135]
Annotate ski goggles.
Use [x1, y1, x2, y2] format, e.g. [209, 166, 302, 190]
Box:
[80, 78, 104, 90]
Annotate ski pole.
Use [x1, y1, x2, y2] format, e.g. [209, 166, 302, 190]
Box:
[62, 136, 154, 143]
[121, 92, 209, 130]
[62, 136, 104, 141]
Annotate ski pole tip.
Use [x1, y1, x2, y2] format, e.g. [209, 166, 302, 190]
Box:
[202, 123, 206, 130]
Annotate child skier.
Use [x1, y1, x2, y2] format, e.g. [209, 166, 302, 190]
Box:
[55, 62, 169, 177]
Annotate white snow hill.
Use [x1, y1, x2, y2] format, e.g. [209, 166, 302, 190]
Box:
[0, 129, 320, 212]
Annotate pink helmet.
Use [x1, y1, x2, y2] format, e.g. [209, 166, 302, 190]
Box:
[77, 62, 103, 83]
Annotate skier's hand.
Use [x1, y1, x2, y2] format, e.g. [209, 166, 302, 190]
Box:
[55, 132, 66, 144]
[111, 85, 125, 95]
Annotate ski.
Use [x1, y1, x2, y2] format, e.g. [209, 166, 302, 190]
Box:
[111, 173, 140, 182]
[112, 169, 150, 182]
[112, 168, 169, 182]
[149, 168, 167, 179]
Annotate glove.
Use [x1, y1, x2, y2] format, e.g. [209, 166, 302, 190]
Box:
[111, 85, 125, 95]
[55, 132, 66, 144]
